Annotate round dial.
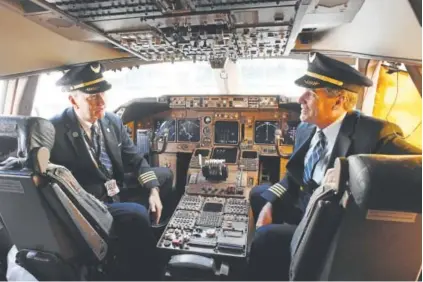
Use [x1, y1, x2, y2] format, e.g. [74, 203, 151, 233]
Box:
[202, 137, 212, 146]
[204, 116, 212, 124]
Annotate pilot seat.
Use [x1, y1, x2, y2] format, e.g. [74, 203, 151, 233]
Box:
[290, 154, 422, 281]
[0, 116, 120, 280]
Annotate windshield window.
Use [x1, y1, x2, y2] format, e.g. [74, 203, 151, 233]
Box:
[32, 58, 307, 119]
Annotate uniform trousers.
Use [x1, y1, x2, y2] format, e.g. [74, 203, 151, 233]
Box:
[247, 184, 304, 281]
[106, 202, 161, 280]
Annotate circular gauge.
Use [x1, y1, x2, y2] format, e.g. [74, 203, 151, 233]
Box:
[203, 116, 212, 124]
[203, 126, 211, 136]
[202, 137, 212, 146]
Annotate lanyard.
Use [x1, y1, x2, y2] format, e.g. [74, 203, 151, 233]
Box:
[81, 127, 113, 180]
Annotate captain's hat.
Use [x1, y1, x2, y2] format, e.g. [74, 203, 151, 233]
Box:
[56, 62, 112, 94]
[295, 52, 373, 93]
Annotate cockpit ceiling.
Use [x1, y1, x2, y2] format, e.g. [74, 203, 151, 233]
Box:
[293, 0, 422, 64]
[0, 0, 421, 78]
[0, 3, 131, 77]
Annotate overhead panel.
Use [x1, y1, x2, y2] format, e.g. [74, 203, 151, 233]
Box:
[42, 0, 299, 62]
[13, 0, 366, 65]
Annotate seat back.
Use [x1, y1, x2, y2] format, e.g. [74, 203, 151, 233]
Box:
[290, 154, 422, 281]
[0, 116, 114, 280]
[0, 217, 12, 280]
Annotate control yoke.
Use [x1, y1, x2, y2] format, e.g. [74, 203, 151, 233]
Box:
[152, 128, 168, 154]
[274, 129, 291, 159]
[201, 157, 228, 181]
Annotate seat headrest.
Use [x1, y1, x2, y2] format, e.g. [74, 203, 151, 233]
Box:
[348, 154, 422, 213]
[0, 116, 55, 161]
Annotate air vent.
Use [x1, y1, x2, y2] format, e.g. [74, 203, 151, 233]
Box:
[317, 0, 349, 8]
[301, 28, 317, 32]
[19, 0, 48, 13]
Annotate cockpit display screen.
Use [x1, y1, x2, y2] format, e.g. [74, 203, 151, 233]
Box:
[214, 121, 239, 144]
[154, 119, 176, 142]
[195, 149, 210, 156]
[254, 121, 279, 144]
[211, 147, 238, 163]
[242, 151, 258, 159]
[177, 119, 201, 142]
[282, 121, 300, 145]
[203, 203, 223, 212]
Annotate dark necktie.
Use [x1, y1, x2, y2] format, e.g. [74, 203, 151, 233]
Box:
[91, 124, 113, 177]
[303, 130, 327, 185]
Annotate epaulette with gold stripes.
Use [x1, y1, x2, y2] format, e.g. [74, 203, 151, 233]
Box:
[268, 183, 287, 198]
[138, 171, 157, 185]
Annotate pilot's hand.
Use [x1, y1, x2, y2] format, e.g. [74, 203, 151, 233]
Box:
[149, 187, 163, 225]
[256, 202, 273, 229]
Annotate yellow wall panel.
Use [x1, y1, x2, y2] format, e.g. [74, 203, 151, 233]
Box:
[372, 66, 422, 149]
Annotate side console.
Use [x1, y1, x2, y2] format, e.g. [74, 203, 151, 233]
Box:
[157, 194, 250, 258]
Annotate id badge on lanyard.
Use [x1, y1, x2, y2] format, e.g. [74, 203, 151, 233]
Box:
[104, 179, 120, 197]
[81, 128, 118, 198]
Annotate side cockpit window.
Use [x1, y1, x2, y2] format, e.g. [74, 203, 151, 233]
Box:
[372, 65, 422, 149]
[0, 80, 6, 114]
[31, 72, 67, 119]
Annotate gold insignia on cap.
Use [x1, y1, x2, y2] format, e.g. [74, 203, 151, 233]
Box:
[90, 64, 101, 74]
[69, 77, 104, 91]
[309, 52, 317, 63]
[85, 87, 99, 91]
[307, 71, 343, 86]
[304, 80, 319, 86]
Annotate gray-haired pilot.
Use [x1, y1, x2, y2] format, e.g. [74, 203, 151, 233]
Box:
[49, 62, 174, 280]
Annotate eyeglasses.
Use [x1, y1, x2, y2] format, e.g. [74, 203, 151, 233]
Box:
[85, 92, 105, 102]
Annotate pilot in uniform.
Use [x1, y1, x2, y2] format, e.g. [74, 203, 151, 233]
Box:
[247, 52, 421, 281]
[49, 62, 174, 280]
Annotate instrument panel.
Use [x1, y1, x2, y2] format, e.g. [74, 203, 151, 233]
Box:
[134, 96, 299, 157]
[169, 96, 279, 109]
